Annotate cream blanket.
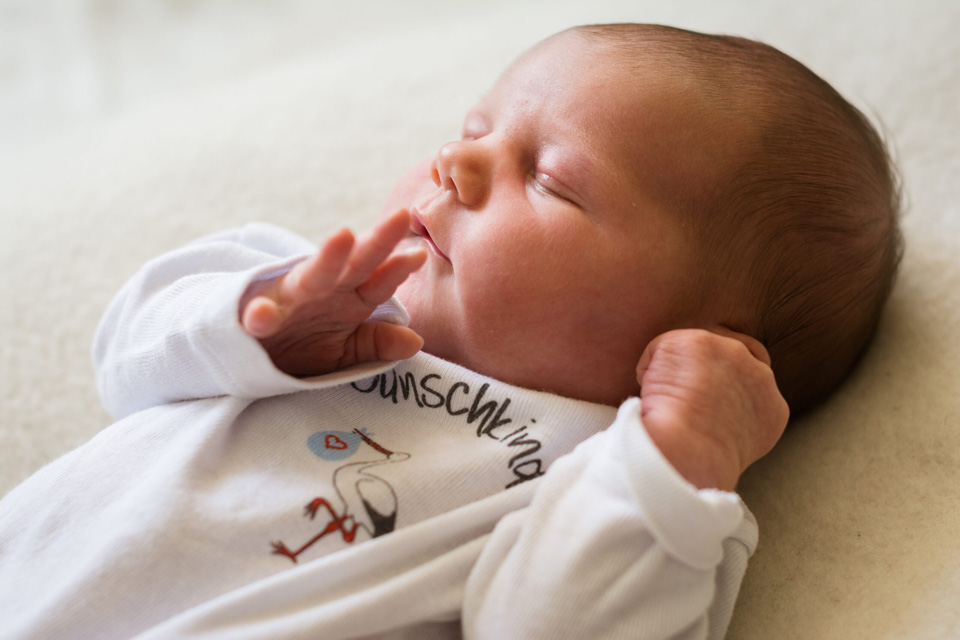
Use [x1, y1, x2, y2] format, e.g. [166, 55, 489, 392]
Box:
[1, 1, 958, 638]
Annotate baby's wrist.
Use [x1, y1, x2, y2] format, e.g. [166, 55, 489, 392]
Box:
[642, 418, 743, 492]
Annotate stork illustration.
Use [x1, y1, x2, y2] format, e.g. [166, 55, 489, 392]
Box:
[271, 428, 410, 563]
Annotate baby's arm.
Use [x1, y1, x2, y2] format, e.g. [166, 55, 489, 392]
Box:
[463, 329, 787, 639]
[94, 211, 424, 419]
[239, 209, 426, 377]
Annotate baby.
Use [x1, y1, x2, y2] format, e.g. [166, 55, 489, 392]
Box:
[0, 23, 900, 640]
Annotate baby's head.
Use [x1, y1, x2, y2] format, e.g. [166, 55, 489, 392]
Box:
[385, 24, 902, 413]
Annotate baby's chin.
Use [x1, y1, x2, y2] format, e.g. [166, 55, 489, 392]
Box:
[394, 285, 454, 361]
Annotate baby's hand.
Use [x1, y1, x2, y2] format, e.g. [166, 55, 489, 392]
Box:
[635, 329, 789, 491]
[240, 209, 427, 377]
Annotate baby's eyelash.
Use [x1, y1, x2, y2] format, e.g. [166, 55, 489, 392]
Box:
[532, 176, 557, 197]
[531, 173, 566, 201]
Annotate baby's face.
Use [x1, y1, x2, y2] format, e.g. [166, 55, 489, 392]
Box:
[384, 32, 723, 405]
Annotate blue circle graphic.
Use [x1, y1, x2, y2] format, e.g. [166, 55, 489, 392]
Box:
[308, 430, 364, 461]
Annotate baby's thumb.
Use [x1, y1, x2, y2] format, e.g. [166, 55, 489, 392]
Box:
[352, 322, 424, 365]
[635, 332, 670, 387]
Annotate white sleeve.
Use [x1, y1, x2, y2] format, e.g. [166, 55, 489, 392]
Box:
[92, 223, 407, 420]
[462, 397, 758, 640]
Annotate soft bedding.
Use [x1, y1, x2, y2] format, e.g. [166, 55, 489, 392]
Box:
[1, 1, 958, 638]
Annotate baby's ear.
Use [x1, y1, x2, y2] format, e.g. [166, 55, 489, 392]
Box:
[712, 324, 772, 367]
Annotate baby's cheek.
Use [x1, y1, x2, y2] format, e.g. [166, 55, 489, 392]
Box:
[461, 277, 560, 356]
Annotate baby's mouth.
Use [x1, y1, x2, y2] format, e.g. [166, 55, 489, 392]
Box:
[410, 210, 450, 262]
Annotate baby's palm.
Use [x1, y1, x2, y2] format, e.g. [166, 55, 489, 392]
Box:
[241, 209, 427, 377]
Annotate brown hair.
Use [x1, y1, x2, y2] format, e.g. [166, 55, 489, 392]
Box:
[575, 24, 904, 414]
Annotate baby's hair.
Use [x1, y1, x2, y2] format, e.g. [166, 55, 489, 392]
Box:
[574, 24, 904, 414]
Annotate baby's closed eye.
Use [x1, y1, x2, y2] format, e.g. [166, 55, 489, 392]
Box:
[530, 171, 579, 206]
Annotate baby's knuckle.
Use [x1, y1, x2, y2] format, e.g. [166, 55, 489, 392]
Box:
[673, 328, 715, 351]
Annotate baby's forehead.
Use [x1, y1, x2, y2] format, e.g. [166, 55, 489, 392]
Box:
[473, 31, 758, 216]
[497, 32, 742, 121]
[485, 36, 688, 123]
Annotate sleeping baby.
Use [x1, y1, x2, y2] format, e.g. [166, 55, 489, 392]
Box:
[0, 23, 901, 640]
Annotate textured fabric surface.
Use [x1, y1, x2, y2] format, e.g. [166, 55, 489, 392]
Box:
[1, 1, 958, 638]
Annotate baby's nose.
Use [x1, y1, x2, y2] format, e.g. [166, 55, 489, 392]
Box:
[431, 140, 490, 209]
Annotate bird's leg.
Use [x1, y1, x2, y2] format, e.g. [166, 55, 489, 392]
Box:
[269, 540, 297, 562]
[304, 497, 338, 521]
[271, 497, 360, 563]
[338, 518, 361, 543]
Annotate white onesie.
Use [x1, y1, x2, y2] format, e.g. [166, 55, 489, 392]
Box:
[0, 223, 757, 639]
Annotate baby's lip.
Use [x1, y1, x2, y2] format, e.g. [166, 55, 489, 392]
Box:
[410, 208, 450, 263]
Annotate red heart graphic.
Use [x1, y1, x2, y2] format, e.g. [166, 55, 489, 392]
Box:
[325, 434, 348, 450]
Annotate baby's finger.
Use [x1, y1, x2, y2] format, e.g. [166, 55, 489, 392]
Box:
[339, 209, 411, 289]
[347, 322, 424, 366]
[241, 296, 284, 338]
[290, 228, 355, 296]
[713, 325, 772, 368]
[356, 243, 427, 307]
[635, 332, 667, 384]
